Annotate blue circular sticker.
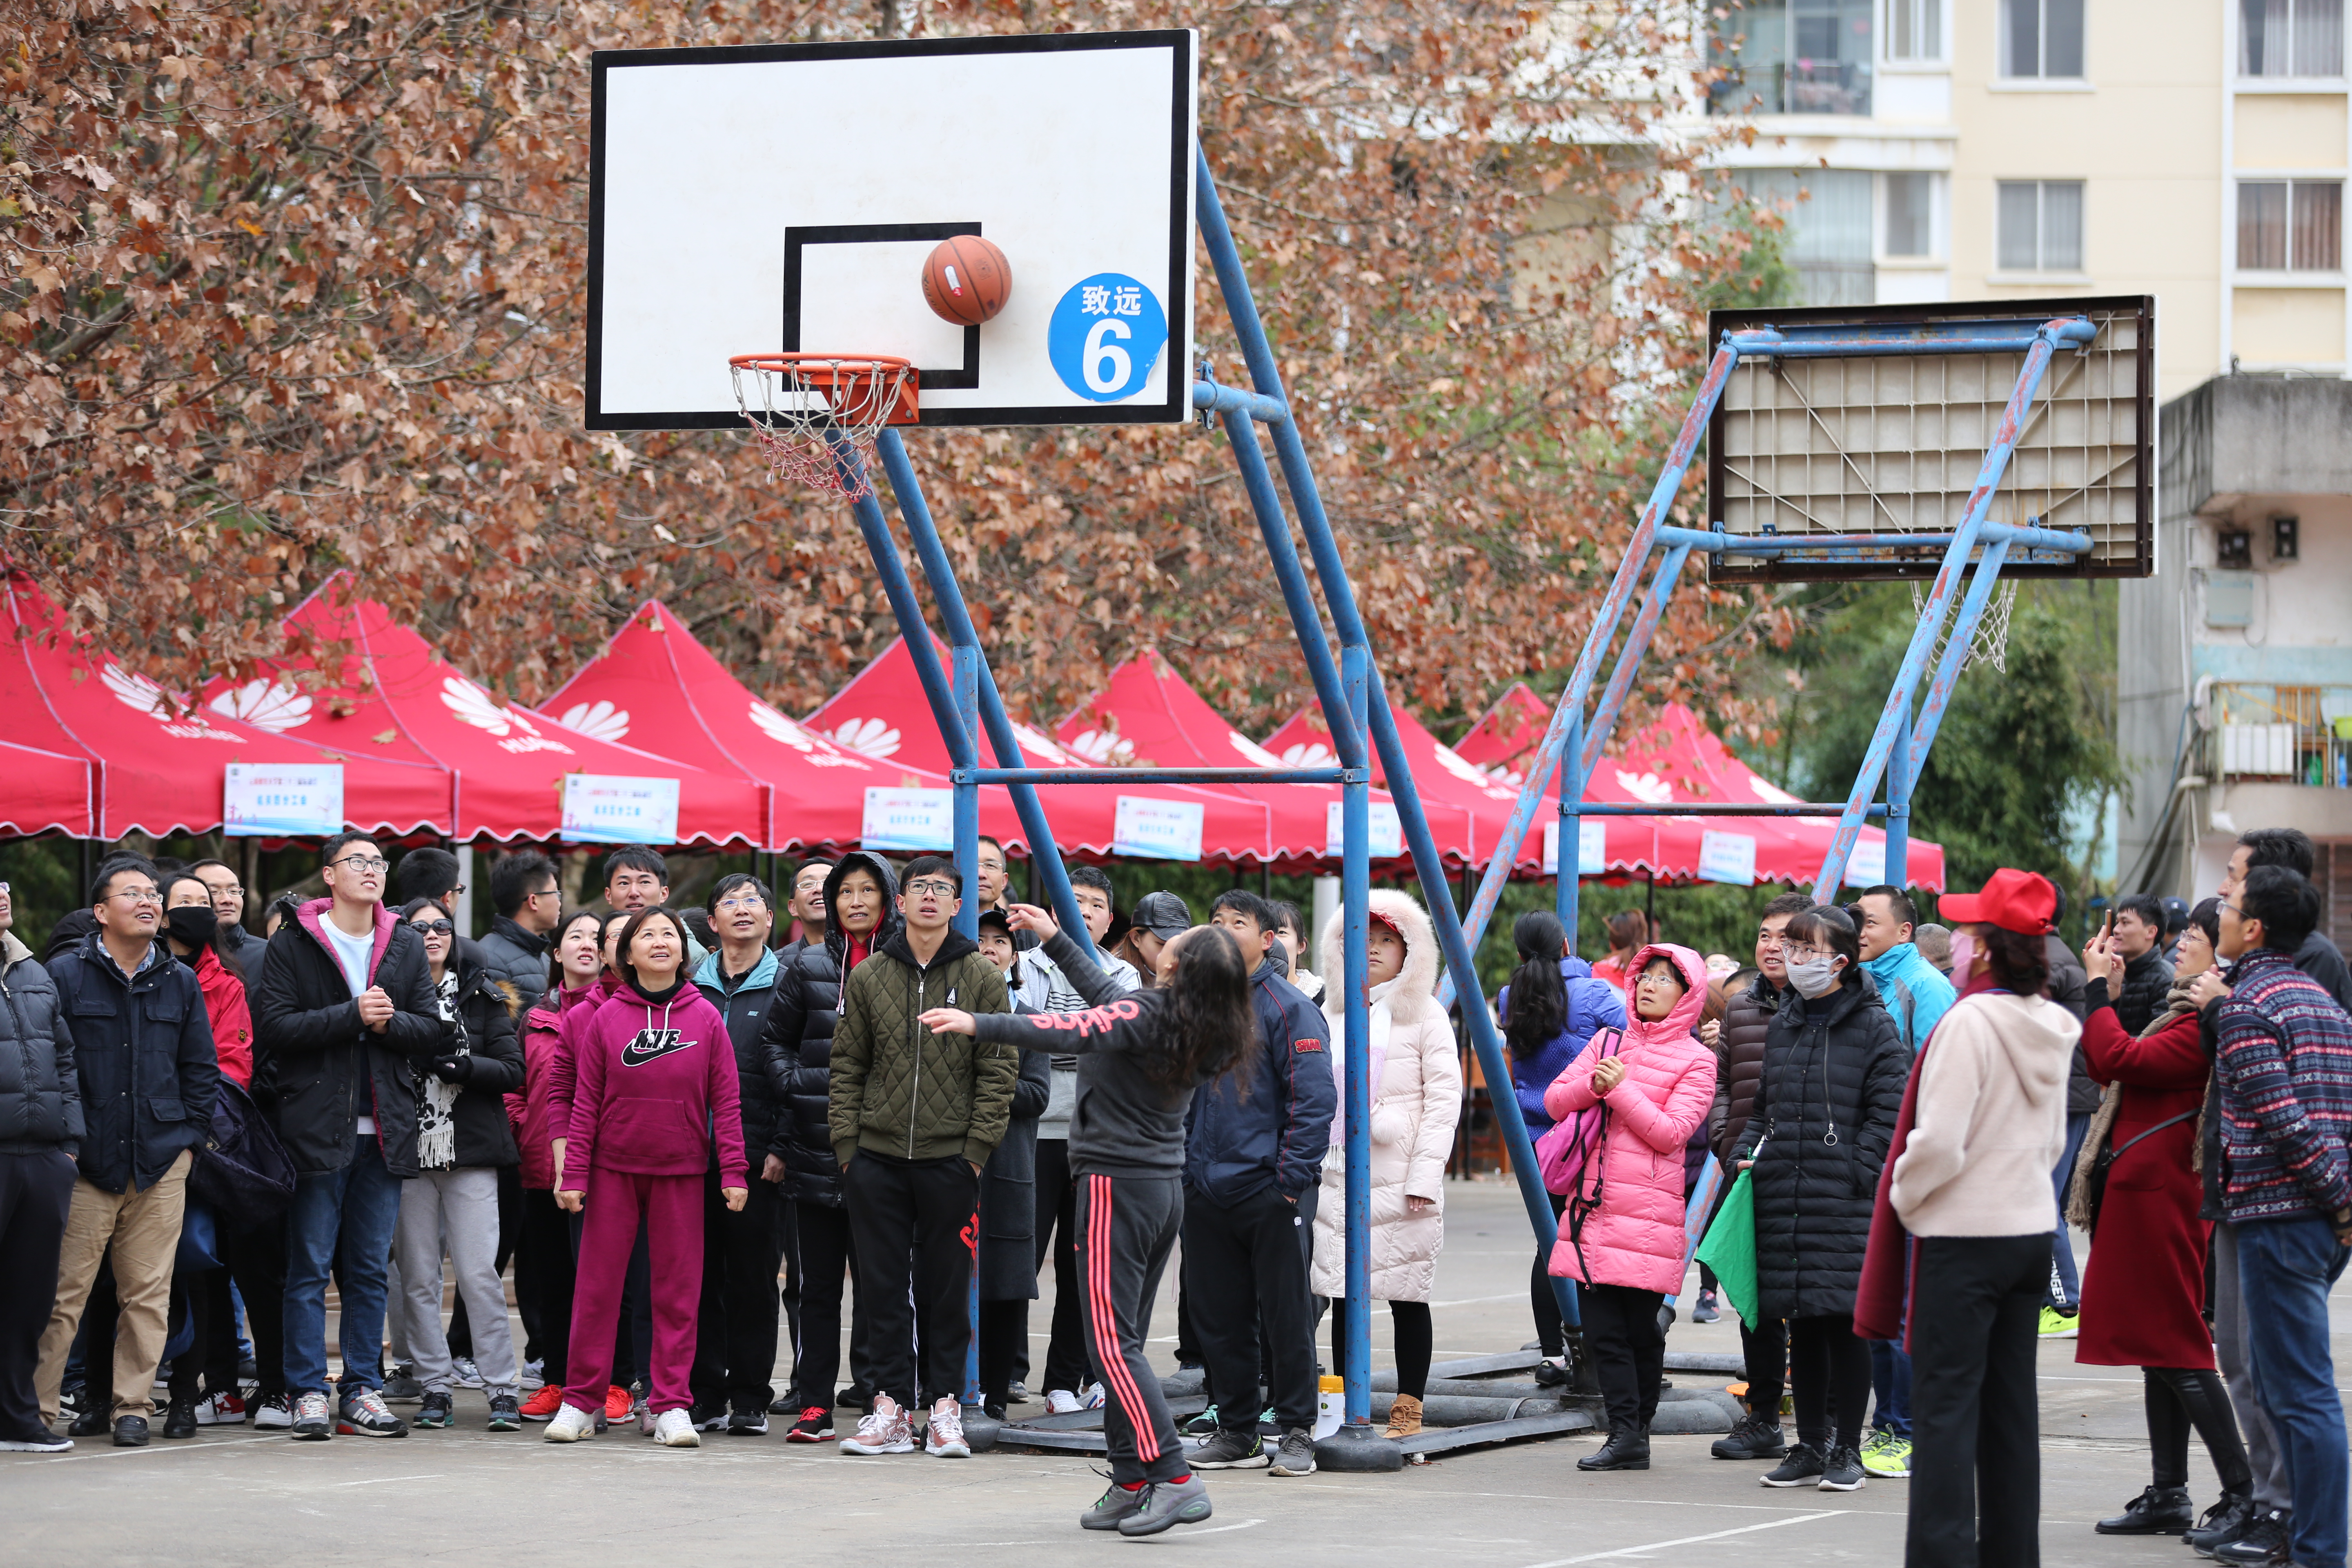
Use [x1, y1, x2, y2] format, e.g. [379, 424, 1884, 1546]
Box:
[1047, 274, 1168, 403]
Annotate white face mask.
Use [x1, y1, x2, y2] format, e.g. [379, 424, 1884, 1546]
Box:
[1947, 929, 1978, 988]
[1786, 954, 1844, 999]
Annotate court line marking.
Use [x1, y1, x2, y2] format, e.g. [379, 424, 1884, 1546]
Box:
[1518, 1509, 1848, 1566]
[1182, 1518, 1265, 1536]
[332, 1472, 447, 1486]
[28, 1432, 284, 1463]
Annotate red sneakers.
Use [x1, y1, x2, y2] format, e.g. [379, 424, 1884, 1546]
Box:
[603, 1385, 634, 1423]
[519, 1384, 566, 1422]
[785, 1406, 835, 1443]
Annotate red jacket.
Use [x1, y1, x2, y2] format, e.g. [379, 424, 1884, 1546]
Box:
[506, 979, 604, 1190]
[563, 980, 746, 1186]
[2076, 991, 2212, 1369]
[190, 945, 253, 1090]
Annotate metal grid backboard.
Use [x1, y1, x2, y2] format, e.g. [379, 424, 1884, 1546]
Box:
[1704, 296, 2155, 581]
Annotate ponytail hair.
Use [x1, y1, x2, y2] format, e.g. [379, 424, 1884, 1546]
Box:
[1503, 911, 1570, 1062]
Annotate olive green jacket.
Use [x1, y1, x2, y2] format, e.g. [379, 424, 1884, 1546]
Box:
[829, 925, 1015, 1169]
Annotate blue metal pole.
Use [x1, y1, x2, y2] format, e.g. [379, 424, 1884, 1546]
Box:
[1810, 326, 2071, 896]
[950, 644, 980, 939]
[835, 445, 979, 771]
[1886, 697, 1912, 895]
[873, 430, 1100, 960]
[1576, 543, 1693, 781]
[1340, 645, 1374, 1429]
[1556, 710, 1583, 938]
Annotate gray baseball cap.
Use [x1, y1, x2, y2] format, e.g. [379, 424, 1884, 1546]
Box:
[1130, 891, 1193, 939]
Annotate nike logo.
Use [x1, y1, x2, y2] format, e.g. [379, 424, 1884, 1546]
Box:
[619, 1028, 693, 1067]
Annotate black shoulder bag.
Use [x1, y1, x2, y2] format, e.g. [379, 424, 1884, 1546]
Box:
[2080, 1107, 2198, 1236]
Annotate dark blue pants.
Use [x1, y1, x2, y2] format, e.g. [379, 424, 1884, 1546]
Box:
[0, 1150, 75, 1439]
[2238, 1216, 2351, 1568]
[283, 1139, 403, 1397]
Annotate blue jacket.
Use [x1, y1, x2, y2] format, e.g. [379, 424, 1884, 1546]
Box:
[1860, 942, 1957, 1053]
[1183, 956, 1336, 1207]
[46, 933, 218, 1194]
[1500, 956, 1626, 1133]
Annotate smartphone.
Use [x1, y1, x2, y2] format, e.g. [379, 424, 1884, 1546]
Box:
[2102, 909, 2115, 938]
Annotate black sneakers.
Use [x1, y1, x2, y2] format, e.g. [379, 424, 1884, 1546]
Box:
[1815, 1443, 1866, 1492]
[2185, 1493, 2258, 1553]
[2209, 1509, 2292, 1565]
[415, 1392, 455, 1428]
[162, 1399, 198, 1440]
[2096, 1484, 2194, 1535]
[1710, 1413, 1788, 1460]
[486, 1394, 521, 1432]
[1189, 1428, 1270, 1469]
[785, 1406, 834, 1443]
[111, 1415, 149, 1448]
[1268, 1427, 1317, 1477]
[1761, 1441, 1826, 1487]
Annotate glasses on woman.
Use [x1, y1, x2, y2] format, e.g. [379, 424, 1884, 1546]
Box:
[1781, 942, 1828, 964]
[411, 919, 455, 936]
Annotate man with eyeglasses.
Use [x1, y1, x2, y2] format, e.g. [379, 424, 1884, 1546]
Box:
[186, 858, 266, 998]
[478, 850, 562, 1000]
[829, 854, 1014, 1458]
[254, 832, 441, 1441]
[687, 873, 789, 1433]
[34, 856, 219, 1448]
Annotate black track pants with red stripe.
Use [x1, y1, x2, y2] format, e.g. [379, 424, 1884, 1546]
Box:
[1076, 1172, 1187, 1486]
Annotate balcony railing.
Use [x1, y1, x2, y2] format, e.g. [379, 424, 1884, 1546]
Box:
[1707, 58, 1875, 117]
[2208, 683, 2352, 787]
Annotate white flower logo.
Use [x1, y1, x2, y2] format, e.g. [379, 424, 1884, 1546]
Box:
[209, 678, 313, 733]
[559, 700, 630, 743]
[751, 700, 816, 751]
[103, 663, 169, 716]
[827, 717, 901, 760]
[1435, 742, 1516, 797]
[1279, 741, 1337, 768]
[1011, 722, 1076, 766]
[1615, 769, 1675, 805]
[441, 676, 513, 735]
[1066, 728, 1134, 765]
[1227, 730, 1285, 768]
[1748, 774, 1802, 806]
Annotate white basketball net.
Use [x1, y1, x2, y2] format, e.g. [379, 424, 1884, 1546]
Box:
[728, 356, 915, 502]
[1911, 578, 2016, 676]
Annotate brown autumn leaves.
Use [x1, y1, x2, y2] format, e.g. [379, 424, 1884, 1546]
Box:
[1, 0, 1790, 744]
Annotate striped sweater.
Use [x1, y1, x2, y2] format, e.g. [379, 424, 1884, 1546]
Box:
[2215, 947, 2352, 1223]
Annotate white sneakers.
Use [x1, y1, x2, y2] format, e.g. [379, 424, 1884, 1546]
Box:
[543, 1403, 597, 1443]
[1082, 1382, 1108, 1410]
[1045, 1388, 1083, 1415]
[925, 1397, 970, 1458]
[652, 1408, 701, 1448]
[840, 1395, 916, 1454]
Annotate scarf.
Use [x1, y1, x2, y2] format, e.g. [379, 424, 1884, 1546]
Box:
[414, 969, 470, 1170]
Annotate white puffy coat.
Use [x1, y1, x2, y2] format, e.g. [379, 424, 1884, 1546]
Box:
[1308, 890, 1463, 1303]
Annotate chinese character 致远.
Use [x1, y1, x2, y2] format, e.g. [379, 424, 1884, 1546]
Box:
[1112, 286, 1143, 316]
[1080, 285, 1111, 315]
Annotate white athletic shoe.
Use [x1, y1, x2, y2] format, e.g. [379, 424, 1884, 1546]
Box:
[840, 1394, 916, 1455]
[450, 1357, 485, 1390]
[1080, 1382, 1108, 1411]
[652, 1409, 701, 1448]
[1044, 1388, 1082, 1415]
[543, 1403, 597, 1443]
[924, 1397, 970, 1458]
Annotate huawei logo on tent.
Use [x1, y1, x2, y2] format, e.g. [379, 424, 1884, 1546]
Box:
[751, 702, 869, 768]
[441, 677, 574, 755]
[1227, 730, 1286, 768]
[209, 678, 313, 734]
[1065, 728, 1134, 765]
[1279, 741, 1336, 768]
[1616, 770, 1675, 804]
[559, 699, 630, 742]
[104, 664, 241, 741]
[826, 716, 900, 760]
[1435, 742, 1518, 799]
[1011, 722, 1077, 766]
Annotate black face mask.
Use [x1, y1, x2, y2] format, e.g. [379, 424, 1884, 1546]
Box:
[166, 906, 219, 950]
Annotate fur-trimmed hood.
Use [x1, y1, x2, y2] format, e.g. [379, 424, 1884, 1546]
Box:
[1317, 888, 1443, 1026]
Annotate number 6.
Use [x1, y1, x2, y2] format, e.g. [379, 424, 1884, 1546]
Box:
[1082, 317, 1132, 394]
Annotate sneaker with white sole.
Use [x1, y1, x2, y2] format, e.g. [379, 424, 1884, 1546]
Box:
[652, 1408, 701, 1447]
[544, 1403, 597, 1443]
[840, 1394, 915, 1455]
[785, 1406, 834, 1443]
[336, 1388, 408, 1438]
[1188, 1428, 1270, 1469]
[924, 1397, 970, 1457]
[250, 1393, 295, 1431]
[1269, 1427, 1317, 1477]
[450, 1357, 484, 1390]
[1118, 1473, 1213, 1537]
[1044, 1388, 1082, 1415]
[520, 1359, 545, 1391]
[635, 1396, 656, 1437]
[1817, 1442, 1867, 1492]
[192, 1390, 245, 1426]
[1080, 1382, 1107, 1410]
[0, 1426, 72, 1452]
[2037, 1306, 2078, 1339]
[290, 1392, 333, 1441]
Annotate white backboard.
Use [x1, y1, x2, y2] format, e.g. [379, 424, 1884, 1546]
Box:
[588, 31, 1198, 429]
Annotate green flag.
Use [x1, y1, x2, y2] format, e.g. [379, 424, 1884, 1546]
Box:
[1694, 1165, 1760, 1327]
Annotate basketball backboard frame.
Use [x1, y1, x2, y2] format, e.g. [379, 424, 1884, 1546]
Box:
[586, 30, 1198, 430]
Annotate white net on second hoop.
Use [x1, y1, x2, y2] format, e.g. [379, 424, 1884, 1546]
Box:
[728, 354, 915, 502]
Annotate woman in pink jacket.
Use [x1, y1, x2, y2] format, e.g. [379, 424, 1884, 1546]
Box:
[1544, 942, 1717, 1472]
[544, 908, 747, 1450]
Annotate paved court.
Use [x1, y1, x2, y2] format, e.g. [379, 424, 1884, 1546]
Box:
[7, 1180, 2328, 1566]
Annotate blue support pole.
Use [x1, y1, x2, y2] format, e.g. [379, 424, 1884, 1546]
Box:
[1576, 544, 1693, 782]
[1886, 697, 1912, 895]
[873, 430, 1101, 960]
[1339, 646, 1374, 1431]
[1556, 709, 1583, 939]
[950, 643, 980, 938]
[1810, 325, 2076, 896]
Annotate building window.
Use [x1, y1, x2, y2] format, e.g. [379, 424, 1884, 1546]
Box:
[2001, 0, 2086, 78]
[1888, 0, 1942, 59]
[1737, 169, 1877, 302]
[1709, 0, 1875, 116]
[2241, 0, 2345, 76]
[2238, 180, 2344, 270]
[1997, 180, 2085, 271]
[1885, 172, 1936, 255]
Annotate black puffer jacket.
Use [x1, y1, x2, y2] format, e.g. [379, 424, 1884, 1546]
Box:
[47, 932, 220, 1194]
[1732, 972, 1910, 1321]
[2113, 946, 2175, 1038]
[1713, 971, 1787, 1164]
[758, 852, 900, 1208]
[414, 960, 523, 1169]
[0, 933, 81, 1155]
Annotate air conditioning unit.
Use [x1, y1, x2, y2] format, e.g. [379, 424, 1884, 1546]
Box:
[2222, 723, 2296, 777]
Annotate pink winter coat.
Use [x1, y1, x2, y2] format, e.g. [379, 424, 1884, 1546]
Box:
[1543, 943, 1717, 1294]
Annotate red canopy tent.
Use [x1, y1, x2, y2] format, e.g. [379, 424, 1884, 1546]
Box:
[1263, 702, 1506, 869]
[1452, 681, 1553, 788]
[808, 636, 1280, 864]
[4, 571, 446, 840]
[1058, 648, 1447, 867]
[205, 579, 766, 847]
[538, 600, 919, 853]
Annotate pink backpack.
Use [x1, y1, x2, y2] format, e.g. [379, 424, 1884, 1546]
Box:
[1533, 1029, 1623, 1196]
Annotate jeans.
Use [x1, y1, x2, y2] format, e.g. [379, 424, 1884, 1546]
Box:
[2237, 1216, 2352, 1568]
[2046, 1112, 2088, 1310]
[282, 1139, 405, 1398]
[1870, 1338, 1913, 1438]
[2212, 1220, 2292, 1510]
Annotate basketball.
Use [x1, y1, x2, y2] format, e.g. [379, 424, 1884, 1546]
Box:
[921, 234, 1011, 326]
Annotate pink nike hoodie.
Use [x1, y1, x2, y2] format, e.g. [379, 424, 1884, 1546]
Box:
[563, 980, 747, 1186]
